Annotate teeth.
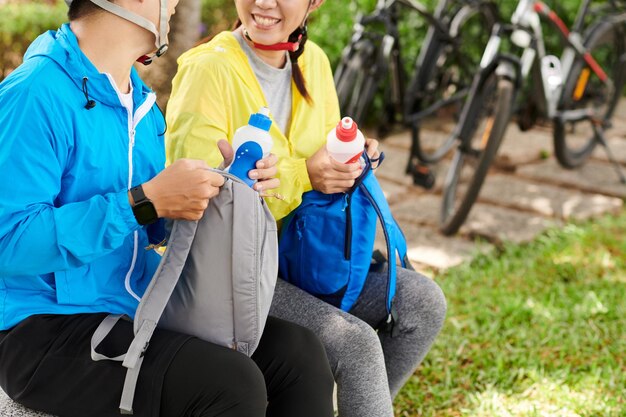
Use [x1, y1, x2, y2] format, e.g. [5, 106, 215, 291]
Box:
[255, 16, 280, 26]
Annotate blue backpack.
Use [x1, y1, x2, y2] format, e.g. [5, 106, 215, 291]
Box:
[278, 153, 411, 332]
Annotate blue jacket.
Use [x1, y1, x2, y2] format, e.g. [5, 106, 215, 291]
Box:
[0, 24, 167, 330]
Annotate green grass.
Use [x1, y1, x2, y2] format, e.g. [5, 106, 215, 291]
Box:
[395, 213, 626, 417]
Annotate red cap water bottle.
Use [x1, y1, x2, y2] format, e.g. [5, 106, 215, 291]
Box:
[326, 117, 365, 164]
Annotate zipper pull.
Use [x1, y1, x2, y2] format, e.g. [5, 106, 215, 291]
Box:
[296, 217, 305, 240]
[130, 129, 136, 147]
[342, 194, 349, 211]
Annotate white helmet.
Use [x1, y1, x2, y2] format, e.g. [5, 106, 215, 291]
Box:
[65, 0, 169, 64]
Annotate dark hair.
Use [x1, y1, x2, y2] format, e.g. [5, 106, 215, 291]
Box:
[234, 19, 312, 104]
[68, 0, 103, 20]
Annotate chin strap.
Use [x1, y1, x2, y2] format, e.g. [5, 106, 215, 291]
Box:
[87, 0, 169, 65]
[243, 27, 304, 52]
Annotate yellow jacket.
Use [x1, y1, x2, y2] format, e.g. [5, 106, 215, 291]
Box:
[166, 31, 341, 220]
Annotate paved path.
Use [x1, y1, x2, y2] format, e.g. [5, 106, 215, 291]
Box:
[373, 100, 626, 272]
[1, 103, 624, 416]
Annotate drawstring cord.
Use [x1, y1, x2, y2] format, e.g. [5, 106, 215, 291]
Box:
[82, 77, 97, 110]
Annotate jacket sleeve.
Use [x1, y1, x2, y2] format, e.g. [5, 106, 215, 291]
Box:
[0, 89, 140, 276]
[166, 60, 228, 168]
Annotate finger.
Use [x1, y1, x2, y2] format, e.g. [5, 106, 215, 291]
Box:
[178, 158, 210, 170]
[207, 184, 221, 199]
[188, 210, 205, 221]
[329, 158, 362, 173]
[203, 171, 225, 187]
[249, 165, 277, 181]
[217, 139, 234, 168]
[365, 139, 380, 158]
[256, 153, 278, 170]
[254, 178, 280, 192]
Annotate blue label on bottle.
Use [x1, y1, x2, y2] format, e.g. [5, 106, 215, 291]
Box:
[229, 141, 264, 187]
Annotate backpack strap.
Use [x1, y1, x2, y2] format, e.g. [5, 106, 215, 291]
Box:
[358, 154, 409, 336]
[91, 169, 241, 415]
[89, 217, 200, 414]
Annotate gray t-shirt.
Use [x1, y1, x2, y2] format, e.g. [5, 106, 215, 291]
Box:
[234, 31, 292, 135]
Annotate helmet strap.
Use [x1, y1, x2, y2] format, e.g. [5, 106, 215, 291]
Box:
[87, 0, 169, 65]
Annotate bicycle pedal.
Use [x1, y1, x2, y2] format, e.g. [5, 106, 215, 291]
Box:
[411, 164, 436, 190]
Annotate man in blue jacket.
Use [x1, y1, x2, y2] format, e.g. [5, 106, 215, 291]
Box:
[0, 0, 335, 416]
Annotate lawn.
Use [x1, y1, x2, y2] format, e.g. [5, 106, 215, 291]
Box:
[396, 213, 626, 417]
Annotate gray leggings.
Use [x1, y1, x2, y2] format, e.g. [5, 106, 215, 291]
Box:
[269, 266, 447, 417]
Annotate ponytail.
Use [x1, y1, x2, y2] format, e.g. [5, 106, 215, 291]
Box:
[288, 25, 312, 104]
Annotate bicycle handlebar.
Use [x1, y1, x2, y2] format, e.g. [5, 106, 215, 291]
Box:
[358, 0, 452, 41]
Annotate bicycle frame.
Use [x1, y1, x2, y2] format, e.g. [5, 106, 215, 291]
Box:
[478, 0, 619, 122]
[338, 0, 458, 117]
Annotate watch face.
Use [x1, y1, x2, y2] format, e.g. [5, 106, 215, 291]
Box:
[134, 201, 158, 225]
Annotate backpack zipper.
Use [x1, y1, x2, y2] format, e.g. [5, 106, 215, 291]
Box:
[344, 194, 352, 260]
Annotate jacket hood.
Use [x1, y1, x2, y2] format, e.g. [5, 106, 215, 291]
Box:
[23, 23, 154, 109]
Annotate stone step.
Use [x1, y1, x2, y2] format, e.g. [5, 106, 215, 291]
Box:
[496, 124, 553, 169]
[390, 193, 440, 226]
[517, 158, 626, 198]
[374, 144, 414, 187]
[476, 173, 623, 220]
[388, 190, 562, 244]
[592, 136, 626, 165]
[379, 116, 626, 172]
[460, 202, 563, 244]
[374, 220, 489, 271]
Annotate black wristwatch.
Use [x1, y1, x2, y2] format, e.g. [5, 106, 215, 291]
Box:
[130, 185, 158, 225]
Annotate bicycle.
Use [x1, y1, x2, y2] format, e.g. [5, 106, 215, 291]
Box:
[437, 0, 626, 235]
[333, 0, 498, 187]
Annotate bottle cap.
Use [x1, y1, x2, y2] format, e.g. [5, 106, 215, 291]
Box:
[248, 106, 272, 131]
[336, 117, 358, 142]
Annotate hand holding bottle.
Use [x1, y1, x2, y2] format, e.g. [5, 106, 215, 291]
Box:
[228, 107, 274, 188]
[306, 146, 362, 194]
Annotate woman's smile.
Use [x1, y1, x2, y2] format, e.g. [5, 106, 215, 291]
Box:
[252, 13, 281, 28]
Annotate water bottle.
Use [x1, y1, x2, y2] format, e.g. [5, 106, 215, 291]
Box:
[326, 117, 365, 164]
[228, 107, 273, 187]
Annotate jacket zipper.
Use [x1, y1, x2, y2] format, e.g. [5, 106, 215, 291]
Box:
[121, 91, 157, 302]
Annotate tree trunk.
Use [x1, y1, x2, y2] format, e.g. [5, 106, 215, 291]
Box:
[137, 0, 201, 111]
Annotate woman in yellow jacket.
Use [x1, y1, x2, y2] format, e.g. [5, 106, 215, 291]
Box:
[166, 0, 447, 415]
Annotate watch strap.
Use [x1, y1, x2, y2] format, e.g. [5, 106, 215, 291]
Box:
[130, 185, 148, 205]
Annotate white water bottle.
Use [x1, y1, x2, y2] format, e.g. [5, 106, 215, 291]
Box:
[228, 107, 273, 187]
[326, 117, 365, 164]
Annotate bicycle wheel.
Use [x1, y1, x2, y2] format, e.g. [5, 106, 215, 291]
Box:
[553, 20, 626, 168]
[440, 74, 514, 236]
[406, 2, 498, 164]
[335, 39, 384, 126]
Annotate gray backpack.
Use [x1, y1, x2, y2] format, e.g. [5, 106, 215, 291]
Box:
[90, 171, 278, 415]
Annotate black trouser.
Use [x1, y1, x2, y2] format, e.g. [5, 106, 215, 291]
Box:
[0, 315, 334, 417]
[160, 316, 335, 417]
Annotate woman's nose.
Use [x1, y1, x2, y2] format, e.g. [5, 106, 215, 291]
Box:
[255, 0, 278, 9]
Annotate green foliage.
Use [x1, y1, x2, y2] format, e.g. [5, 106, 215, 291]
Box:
[310, 0, 584, 70]
[199, 0, 238, 38]
[0, 0, 66, 79]
[395, 213, 626, 416]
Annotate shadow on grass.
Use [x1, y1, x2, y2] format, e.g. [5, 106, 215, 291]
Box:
[395, 214, 626, 417]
